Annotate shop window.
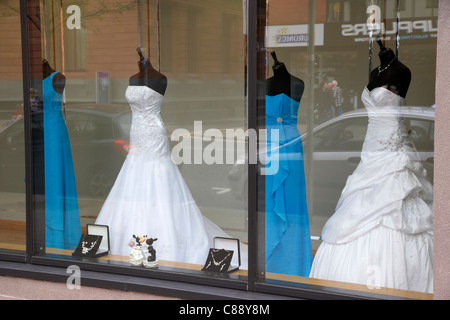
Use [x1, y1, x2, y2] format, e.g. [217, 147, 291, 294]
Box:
[2, 0, 440, 300]
[160, 2, 172, 72]
[64, 28, 86, 71]
[17, 0, 249, 282]
[426, 0, 439, 9]
[187, 8, 200, 73]
[312, 117, 367, 151]
[257, 0, 436, 300]
[0, 0, 26, 254]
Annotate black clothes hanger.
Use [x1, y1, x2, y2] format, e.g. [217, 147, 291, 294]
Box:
[367, 39, 411, 98]
[266, 51, 304, 102]
[42, 59, 66, 95]
[129, 48, 167, 95]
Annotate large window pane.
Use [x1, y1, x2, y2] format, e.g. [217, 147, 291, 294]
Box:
[26, 0, 248, 279]
[257, 0, 436, 299]
[0, 0, 26, 254]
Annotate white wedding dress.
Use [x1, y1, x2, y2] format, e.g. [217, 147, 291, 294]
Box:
[309, 87, 433, 293]
[96, 86, 247, 267]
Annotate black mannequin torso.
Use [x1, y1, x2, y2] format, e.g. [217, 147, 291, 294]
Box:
[367, 40, 411, 98]
[129, 48, 167, 95]
[43, 59, 65, 94]
[266, 52, 304, 102]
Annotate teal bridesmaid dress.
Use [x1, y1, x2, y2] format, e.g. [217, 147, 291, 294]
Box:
[43, 72, 81, 249]
[265, 93, 312, 277]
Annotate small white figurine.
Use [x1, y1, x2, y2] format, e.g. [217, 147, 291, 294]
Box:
[129, 235, 146, 266]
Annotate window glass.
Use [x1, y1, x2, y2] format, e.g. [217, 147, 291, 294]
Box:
[257, 0, 436, 299]
[0, 0, 26, 254]
[312, 117, 367, 151]
[408, 118, 434, 151]
[26, 0, 248, 278]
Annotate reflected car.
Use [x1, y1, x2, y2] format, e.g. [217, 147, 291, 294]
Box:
[0, 104, 132, 197]
[302, 106, 434, 218]
[228, 106, 435, 219]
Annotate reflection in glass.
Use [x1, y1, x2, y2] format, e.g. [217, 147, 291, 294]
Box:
[0, 0, 25, 253]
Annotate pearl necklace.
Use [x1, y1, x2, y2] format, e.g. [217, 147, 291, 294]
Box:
[377, 57, 397, 76]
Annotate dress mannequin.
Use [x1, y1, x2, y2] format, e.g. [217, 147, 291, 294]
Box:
[129, 48, 167, 95]
[42, 59, 66, 94]
[309, 42, 433, 293]
[266, 51, 304, 102]
[41, 59, 81, 250]
[264, 51, 312, 277]
[367, 39, 411, 98]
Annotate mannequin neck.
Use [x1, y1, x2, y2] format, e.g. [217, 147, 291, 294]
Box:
[379, 49, 397, 68]
[272, 63, 290, 78]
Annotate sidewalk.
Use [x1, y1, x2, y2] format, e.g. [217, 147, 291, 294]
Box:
[0, 275, 179, 300]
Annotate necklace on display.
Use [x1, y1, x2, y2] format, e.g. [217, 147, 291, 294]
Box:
[377, 57, 397, 76]
[211, 249, 231, 267]
[81, 238, 98, 254]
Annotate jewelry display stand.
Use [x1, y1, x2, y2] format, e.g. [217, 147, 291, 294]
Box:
[72, 224, 110, 258]
[202, 237, 241, 273]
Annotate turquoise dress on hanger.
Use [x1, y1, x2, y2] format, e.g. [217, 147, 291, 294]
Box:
[265, 93, 312, 277]
[43, 71, 81, 249]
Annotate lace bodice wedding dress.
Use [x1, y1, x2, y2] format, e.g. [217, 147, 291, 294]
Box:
[309, 87, 433, 293]
[95, 86, 244, 266]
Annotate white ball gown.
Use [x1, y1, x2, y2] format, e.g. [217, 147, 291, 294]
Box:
[309, 87, 433, 293]
[95, 85, 247, 267]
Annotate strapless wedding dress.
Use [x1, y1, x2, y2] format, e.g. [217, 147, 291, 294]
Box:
[96, 86, 247, 267]
[309, 87, 433, 293]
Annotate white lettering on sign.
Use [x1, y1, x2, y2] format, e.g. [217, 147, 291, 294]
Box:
[342, 20, 438, 37]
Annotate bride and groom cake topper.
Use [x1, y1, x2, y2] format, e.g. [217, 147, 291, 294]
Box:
[129, 235, 159, 268]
